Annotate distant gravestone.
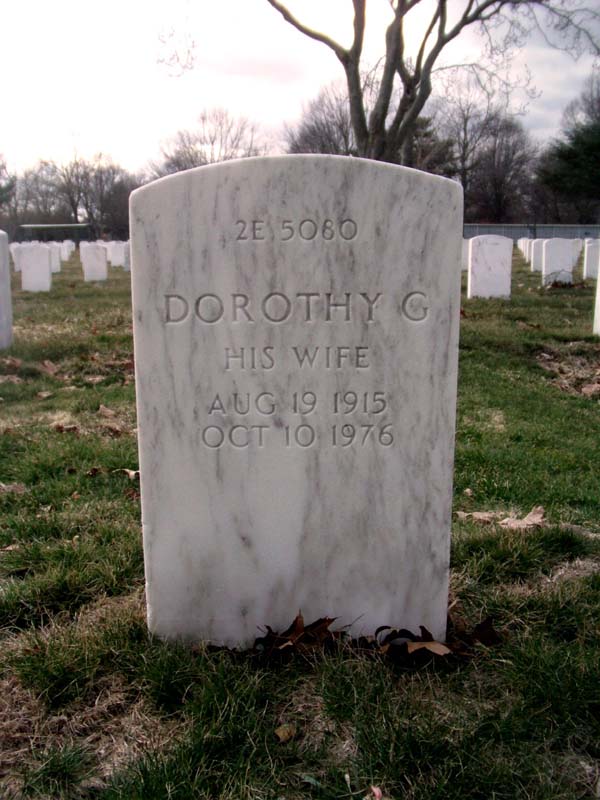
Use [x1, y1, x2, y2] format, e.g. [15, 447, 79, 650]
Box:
[467, 235, 512, 299]
[81, 243, 108, 282]
[21, 244, 51, 292]
[461, 239, 469, 271]
[111, 241, 126, 267]
[130, 156, 463, 647]
[531, 239, 546, 272]
[542, 238, 574, 285]
[594, 275, 600, 336]
[584, 240, 600, 280]
[123, 241, 130, 272]
[48, 242, 61, 273]
[0, 231, 12, 349]
[9, 243, 22, 272]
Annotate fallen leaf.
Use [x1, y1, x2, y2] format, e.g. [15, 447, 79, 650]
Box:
[0, 544, 19, 552]
[1, 357, 22, 369]
[36, 391, 53, 399]
[472, 511, 504, 523]
[102, 425, 123, 437]
[368, 788, 383, 800]
[39, 360, 59, 375]
[113, 468, 139, 480]
[0, 482, 27, 494]
[274, 723, 297, 743]
[456, 510, 504, 524]
[84, 375, 105, 384]
[98, 404, 117, 417]
[463, 488, 473, 497]
[581, 383, 600, 397]
[471, 617, 502, 646]
[499, 505, 545, 530]
[53, 423, 79, 434]
[406, 641, 452, 656]
[71, 491, 80, 500]
[0, 375, 23, 384]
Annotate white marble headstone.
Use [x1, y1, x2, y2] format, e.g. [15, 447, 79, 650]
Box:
[21, 244, 52, 292]
[584, 240, 600, 280]
[0, 231, 12, 349]
[461, 239, 469, 271]
[123, 241, 130, 272]
[48, 242, 61, 273]
[542, 238, 574, 285]
[467, 235, 512, 299]
[531, 239, 546, 272]
[130, 156, 463, 647]
[111, 241, 126, 267]
[81, 243, 108, 282]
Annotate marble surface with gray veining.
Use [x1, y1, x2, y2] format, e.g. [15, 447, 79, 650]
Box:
[130, 156, 463, 647]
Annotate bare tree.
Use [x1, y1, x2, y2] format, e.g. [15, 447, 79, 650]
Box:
[285, 83, 356, 155]
[53, 157, 90, 223]
[80, 155, 143, 238]
[266, 0, 600, 162]
[561, 67, 600, 133]
[0, 157, 15, 209]
[151, 109, 266, 177]
[466, 113, 537, 222]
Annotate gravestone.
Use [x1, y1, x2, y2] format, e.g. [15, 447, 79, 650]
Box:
[81, 243, 108, 282]
[467, 235, 512, 299]
[21, 244, 51, 292]
[531, 239, 546, 272]
[130, 156, 463, 647]
[542, 238, 574, 285]
[9, 243, 22, 272]
[584, 240, 600, 280]
[111, 241, 126, 267]
[123, 241, 130, 272]
[594, 273, 600, 336]
[461, 239, 469, 271]
[0, 231, 12, 349]
[48, 242, 61, 273]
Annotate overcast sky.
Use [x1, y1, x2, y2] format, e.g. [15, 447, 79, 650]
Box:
[2, 0, 597, 174]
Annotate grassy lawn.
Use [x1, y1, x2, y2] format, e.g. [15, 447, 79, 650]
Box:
[0, 250, 599, 799]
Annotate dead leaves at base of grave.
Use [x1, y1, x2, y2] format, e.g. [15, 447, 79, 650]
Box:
[251, 611, 500, 666]
[456, 505, 546, 531]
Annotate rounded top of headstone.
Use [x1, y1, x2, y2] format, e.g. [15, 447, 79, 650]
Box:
[131, 154, 463, 207]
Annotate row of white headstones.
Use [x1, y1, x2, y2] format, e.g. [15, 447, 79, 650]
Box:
[7, 239, 131, 291]
[462, 234, 600, 299]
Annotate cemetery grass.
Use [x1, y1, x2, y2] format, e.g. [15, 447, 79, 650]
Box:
[0, 253, 599, 799]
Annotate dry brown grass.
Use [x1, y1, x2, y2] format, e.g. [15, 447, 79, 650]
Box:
[0, 591, 190, 796]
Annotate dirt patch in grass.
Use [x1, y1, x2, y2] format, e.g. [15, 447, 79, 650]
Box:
[0, 591, 188, 795]
[0, 673, 187, 797]
[546, 558, 600, 583]
[537, 344, 600, 397]
[276, 677, 358, 765]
